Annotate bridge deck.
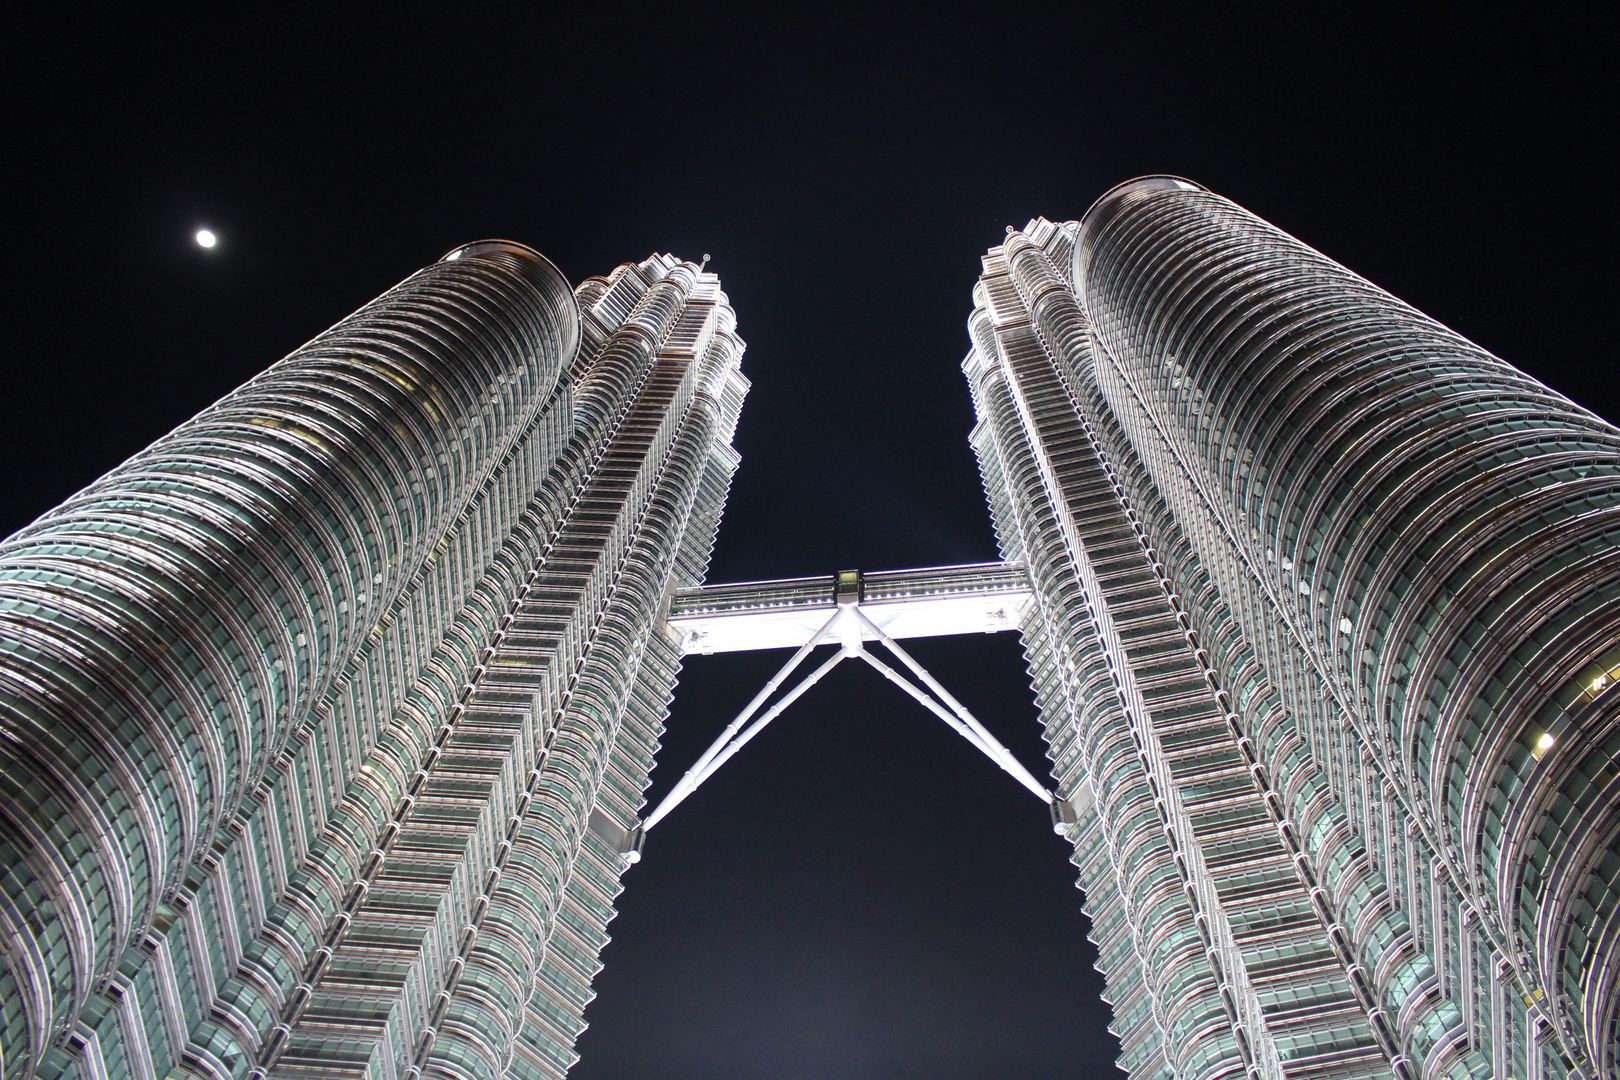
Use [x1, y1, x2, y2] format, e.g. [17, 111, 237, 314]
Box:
[667, 561, 1033, 654]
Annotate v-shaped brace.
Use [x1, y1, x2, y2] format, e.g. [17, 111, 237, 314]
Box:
[636, 600, 1058, 848]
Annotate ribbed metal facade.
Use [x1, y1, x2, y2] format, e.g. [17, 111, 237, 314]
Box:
[0, 241, 748, 1080]
[967, 181, 1619, 1080]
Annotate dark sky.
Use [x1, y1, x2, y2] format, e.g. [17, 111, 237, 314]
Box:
[4, 6, 1616, 1079]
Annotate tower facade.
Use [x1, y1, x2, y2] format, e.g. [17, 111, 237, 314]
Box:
[966, 180, 1619, 1080]
[0, 242, 747, 1080]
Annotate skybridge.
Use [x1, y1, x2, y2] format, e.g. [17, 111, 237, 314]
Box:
[667, 561, 1036, 654]
[614, 562, 1086, 857]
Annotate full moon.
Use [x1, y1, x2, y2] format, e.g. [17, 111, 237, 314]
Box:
[195, 228, 217, 249]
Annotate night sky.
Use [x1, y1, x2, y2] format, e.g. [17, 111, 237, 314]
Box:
[4, 7, 1616, 1079]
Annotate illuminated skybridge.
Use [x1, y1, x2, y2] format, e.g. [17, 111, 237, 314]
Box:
[605, 563, 1087, 858]
[669, 561, 1036, 653]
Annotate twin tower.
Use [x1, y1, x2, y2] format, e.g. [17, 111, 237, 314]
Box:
[1, 179, 1616, 1080]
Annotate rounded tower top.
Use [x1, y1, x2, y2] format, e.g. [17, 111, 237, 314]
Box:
[437, 240, 580, 369]
[441, 239, 553, 265]
[440, 238, 573, 283]
[1074, 176, 1206, 293]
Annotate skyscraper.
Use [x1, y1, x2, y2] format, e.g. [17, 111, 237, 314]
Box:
[965, 179, 1617, 1080]
[4, 177, 1617, 1080]
[0, 242, 747, 1080]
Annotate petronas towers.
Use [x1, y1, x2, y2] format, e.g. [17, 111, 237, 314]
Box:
[3, 180, 1617, 1080]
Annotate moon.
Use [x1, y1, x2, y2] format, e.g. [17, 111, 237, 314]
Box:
[195, 228, 217, 249]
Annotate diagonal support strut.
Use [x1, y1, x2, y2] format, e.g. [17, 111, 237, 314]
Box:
[854, 607, 1054, 804]
[642, 608, 844, 832]
[639, 600, 1058, 843]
